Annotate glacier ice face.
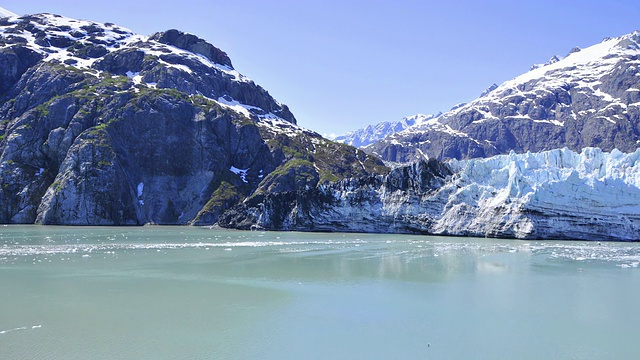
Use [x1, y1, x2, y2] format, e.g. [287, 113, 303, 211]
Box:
[439, 147, 640, 239]
[221, 147, 640, 241]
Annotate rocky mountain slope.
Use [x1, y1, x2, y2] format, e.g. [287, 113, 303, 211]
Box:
[368, 31, 640, 162]
[330, 113, 439, 148]
[220, 147, 640, 241]
[0, 12, 386, 225]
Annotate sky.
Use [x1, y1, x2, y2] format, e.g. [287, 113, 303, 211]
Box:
[3, 1, 640, 136]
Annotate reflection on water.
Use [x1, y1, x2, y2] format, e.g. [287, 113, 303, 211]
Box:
[2, 226, 639, 278]
[1, 225, 640, 359]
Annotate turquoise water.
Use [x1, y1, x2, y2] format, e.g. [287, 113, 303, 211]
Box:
[1, 226, 640, 359]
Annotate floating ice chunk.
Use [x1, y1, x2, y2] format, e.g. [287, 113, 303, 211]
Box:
[0, 326, 27, 335]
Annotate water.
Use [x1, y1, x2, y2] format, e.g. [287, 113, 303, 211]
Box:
[1, 226, 639, 359]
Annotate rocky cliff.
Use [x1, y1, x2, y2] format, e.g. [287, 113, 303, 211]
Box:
[0, 13, 386, 225]
[368, 31, 640, 162]
[220, 147, 640, 241]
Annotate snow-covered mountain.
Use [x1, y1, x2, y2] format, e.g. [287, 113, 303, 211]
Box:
[368, 31, 640, 162]
[0, 7, 17, 19]
[330, 113, 440, 148]
[221, 147, 640, 241]
[0, 12, 296, 123]
[529, 55, 561, 71]
[0, 12, 385, 225]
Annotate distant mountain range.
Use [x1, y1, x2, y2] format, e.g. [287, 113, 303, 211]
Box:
[329, 113, 439, 148]
[365, 31, 640, 162]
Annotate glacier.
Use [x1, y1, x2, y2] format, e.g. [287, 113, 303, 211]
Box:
[221, 147, 640, 241]
[437, 147, 640, 240]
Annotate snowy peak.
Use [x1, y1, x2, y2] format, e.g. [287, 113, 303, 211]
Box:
[367, 30, 640, 163]
[0, 12, 297, 124]
[402, 113, 436, 124]
[0, 13, 234, 75]
[496, 31, 640, 91]
[451, 29, 640, 120]
[529, 55, 561, 71]
[331, 113, 440, 148]
[0, 7, 17, 19]
[149, 29, 233, 69]
[479, 83, 498, 97]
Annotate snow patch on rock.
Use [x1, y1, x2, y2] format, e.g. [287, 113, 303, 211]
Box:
[230, 166, 248, 183]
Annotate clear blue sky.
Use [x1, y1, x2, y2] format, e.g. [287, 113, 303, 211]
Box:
[4, 1, 640, 135]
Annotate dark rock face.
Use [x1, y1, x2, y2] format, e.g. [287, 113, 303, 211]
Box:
[0, 45, 42, 93]
[218, 159, 451, 232]
[93, 49, 145, 73]
[0, 13, 386, 225]
[150, 29, 233, 69]
[30, 91, 276, 225]
[367, 31, 640, 162]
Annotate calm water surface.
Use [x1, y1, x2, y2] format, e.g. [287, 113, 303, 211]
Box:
[1, 226, 639, 359]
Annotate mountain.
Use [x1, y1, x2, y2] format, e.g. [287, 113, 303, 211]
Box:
[330, 113, 439, 148]
[367, 31, 640, 162]
[0, 7, 17, 19]
[2, 11, 638, 241]
[529, 55, 561, 71]
[220, 147, 640, 241]
[0, 12, 386, 225]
